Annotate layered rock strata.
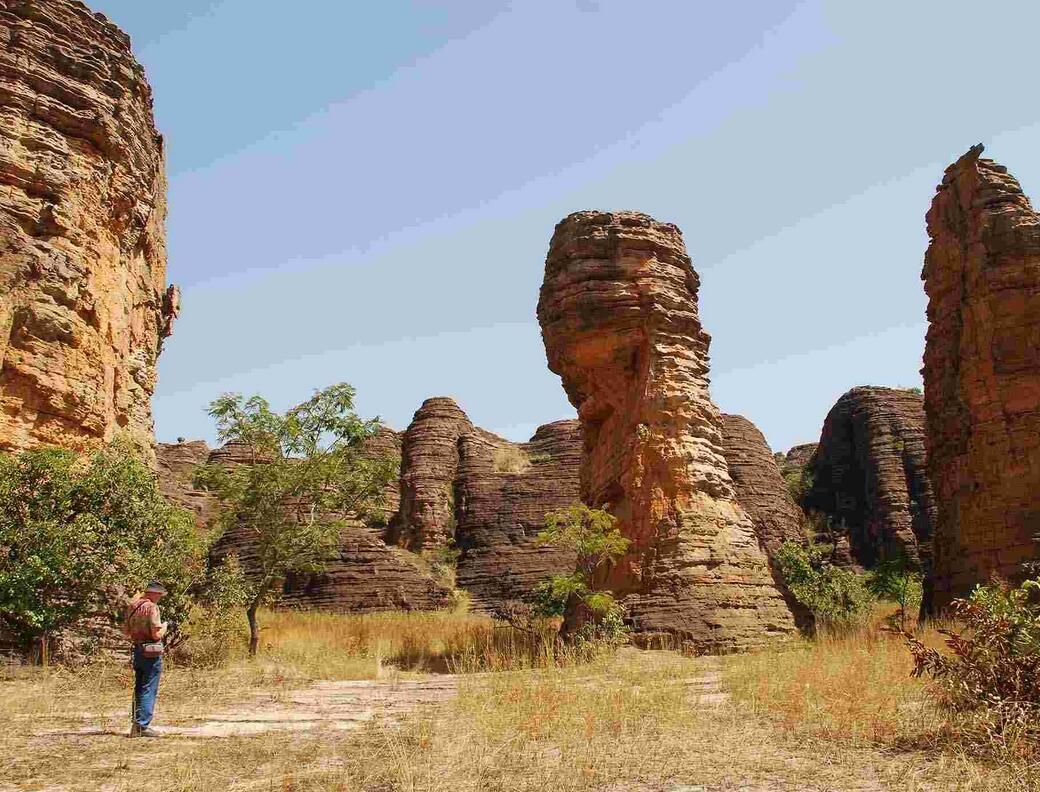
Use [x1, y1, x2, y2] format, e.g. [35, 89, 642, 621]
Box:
[802, 387, 936, 570]
[721, 414, 804, 556]
[389, 397, 580, 616]
[783, 443, 818, 474]
[922, 145, 1040, 611]
[0, 0, 176, 454]
[454, 420, 581, 615]
[537, 210, 796, 650]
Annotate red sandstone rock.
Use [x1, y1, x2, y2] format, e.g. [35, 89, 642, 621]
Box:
[537, 210, 795, 650]
[803, 387, 936, 570]
[721, 414, 804, 557]
[156, 440, 215, 531]
[784, 444, 818, 473]
[922, 145, 1040, 611]
[0, 0, 175, 455]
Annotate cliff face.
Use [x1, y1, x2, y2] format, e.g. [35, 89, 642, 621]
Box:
[0, 0, 176, 454]
[783, 443, 818, 473]
[803, 387, 936, 570]
[454, 419, 580, 616]
[537, 210, 795, 650]
[922, 145, 1040, 611]
[721, 414, 803, 557]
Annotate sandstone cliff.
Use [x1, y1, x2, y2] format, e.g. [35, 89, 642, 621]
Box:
[803, 387, 936, 570]
[538, 210, 795, 650]
[0, 0, 176, 454]
[783, 443, 818, 474]
[922, 145, 1040, 611]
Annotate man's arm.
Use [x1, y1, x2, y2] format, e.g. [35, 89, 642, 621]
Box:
[148, 604, 168, 641]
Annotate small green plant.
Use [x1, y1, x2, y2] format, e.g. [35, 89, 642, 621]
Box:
[775, 539, 875, 629]
[867, 550, 923, 630]
[172, 555, 250, 667]
[905, 575, 1040, 758]
[783, 467, 814, 505]
[536, 504, 630, 644]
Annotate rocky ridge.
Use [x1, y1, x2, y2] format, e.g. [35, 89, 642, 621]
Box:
[922, 145, 1040, 611]
[537, 210, 796, 650]
[0, 0, 176, 455]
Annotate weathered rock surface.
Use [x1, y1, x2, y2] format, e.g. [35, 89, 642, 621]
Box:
[388, 397, 581, 616]
[156, 440, 214, 530]
[783, 443, 818, 473]
[455, 419, 580, 615]
[538, 210, 795, 650]
[0, 0, 176, 455]
[802, 387, 936, 570]
[922, 145, 1040, 611]
[721, 414, 804, 557]
[192, 435, 453, 613]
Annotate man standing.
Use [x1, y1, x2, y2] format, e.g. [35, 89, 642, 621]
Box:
[122, 581, 169, 738]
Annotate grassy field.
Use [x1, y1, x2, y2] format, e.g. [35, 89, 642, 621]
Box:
[2, 608, 1036, 791]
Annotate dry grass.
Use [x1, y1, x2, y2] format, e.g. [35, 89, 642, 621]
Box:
[492, 446, 531, 474]
[3, 609, 1037, 791]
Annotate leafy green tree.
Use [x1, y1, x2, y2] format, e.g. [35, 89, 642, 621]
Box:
[775, 539, 875, 630]
[0, 442, 203, 662]
[195, 384, 395, 655]
[536, 504, 630, 643]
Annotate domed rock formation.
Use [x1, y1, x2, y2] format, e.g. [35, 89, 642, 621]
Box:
[454, 420, 581, 616]
[922, 145, 1040, 612]
[783, 443, 818, 474]
[537, 210, 796, 650]
[388, 397, 581, 617]
[0, 0, 176, 455]
[801, 387, 936, 571]
[721, 414, 804, 557]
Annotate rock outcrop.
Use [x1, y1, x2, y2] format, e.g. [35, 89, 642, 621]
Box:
[802, 387, 936, 570]
[388, 397, 581, 616]
[721, 414, 804, 557]
[0, 0, 176, 455]
[922, 145, 1040, 611]
[454, 420, 580, 615]
[156, 440, 214, 531]
[537, 210, 795, 650]
[783, 443, 818, 474]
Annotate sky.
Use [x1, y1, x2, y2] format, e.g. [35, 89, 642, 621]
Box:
[91, 0, 1040, 453]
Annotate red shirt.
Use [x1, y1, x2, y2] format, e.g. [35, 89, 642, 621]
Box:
[123, 597, 162, 643]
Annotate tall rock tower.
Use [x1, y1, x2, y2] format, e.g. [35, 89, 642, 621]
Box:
[538, 211, 795, 651]
[0, 0, 176, 454]
[922, 145, 1040, 611]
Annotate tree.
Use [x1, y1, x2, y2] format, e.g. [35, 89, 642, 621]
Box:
[867, 550, 923, 631]
[195, 384, 395, 655]
[536, 504, 630, 643]
[775, 539, 875, 630]
[0, 442, 203, 662]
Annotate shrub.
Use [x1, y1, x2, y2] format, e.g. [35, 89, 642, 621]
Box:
[492, 446, 530, 474]
[172, 555, 250, 667]
[783, 467, 813, 505]
[536, 504, 630, 644]
[0, 441, 204, 661]
[867, 551, 923, 630]
[775, 540, 875, 629]
[905, 575, 1040, 757]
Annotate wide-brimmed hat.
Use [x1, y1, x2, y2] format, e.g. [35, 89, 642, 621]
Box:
[144, 580, 168, 595]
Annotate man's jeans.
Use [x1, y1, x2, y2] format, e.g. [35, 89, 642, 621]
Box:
[131, 646, 163, 729]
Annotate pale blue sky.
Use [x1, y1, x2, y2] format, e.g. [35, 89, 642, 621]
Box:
[92, 0, 1040, 452]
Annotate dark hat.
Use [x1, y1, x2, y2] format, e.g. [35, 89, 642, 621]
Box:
[144, 580, 168, 595]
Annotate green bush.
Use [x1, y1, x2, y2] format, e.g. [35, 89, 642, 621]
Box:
[0, 441, 204, 661]
[536, 504, 630, 644]
[906, 576, 1040, 759]
[867, 551, 923, 630]
[775, 540, 875, 629]
[172, 555, 250, 667]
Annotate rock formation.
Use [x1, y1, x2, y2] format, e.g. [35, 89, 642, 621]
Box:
[537, 210, 796, 650]
[922, 145, 1040, 611]
[389, 397, 580, 616]
[783, 443, 818, 473]
[156, 440, 214, 530]
[721, 414, 803, 556]
[454, 420, 580, 615]
[802, 387, 936, 570]
[0, 0, 176, 455]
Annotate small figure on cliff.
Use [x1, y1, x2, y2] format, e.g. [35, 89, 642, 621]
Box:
[122, 581, 169, 738]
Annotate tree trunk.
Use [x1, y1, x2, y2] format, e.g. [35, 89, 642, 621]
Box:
[246, 604, 259, 657]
